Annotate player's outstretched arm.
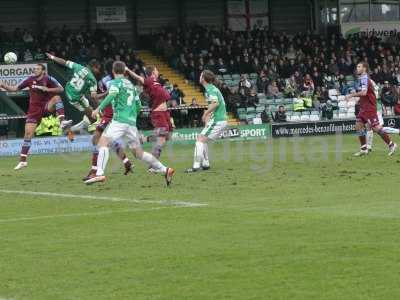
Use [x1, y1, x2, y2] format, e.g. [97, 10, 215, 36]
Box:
[35, 85, 64, 94]
[35, 76, 64, 94]
[92, 93, 116, 119]
[0, 82, 19, 92]
[46, 53, 67, 66]
[125, 67, 145, 85]
[93, 92, 108, 106]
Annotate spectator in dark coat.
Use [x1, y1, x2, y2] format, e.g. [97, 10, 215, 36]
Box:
[170, 84, 185, 104]
[274, 105, 287, 122]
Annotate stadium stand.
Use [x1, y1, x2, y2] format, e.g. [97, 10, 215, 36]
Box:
[3, 25, 400, 126]
[146, 25, 400, 123]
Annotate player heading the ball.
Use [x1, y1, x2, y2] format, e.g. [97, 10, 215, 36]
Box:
[46, 53, 101, 129]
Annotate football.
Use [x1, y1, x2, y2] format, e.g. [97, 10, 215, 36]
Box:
[4, 52, 17, 64]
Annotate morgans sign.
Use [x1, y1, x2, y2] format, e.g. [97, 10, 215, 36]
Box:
[0, 63, 48, 87]
[342, 22, 400, 39]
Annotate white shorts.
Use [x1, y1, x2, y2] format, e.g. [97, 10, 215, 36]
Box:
[200, 120, 228, 140]
[378, 110, 384, 126]
[103, 121, 141, 148]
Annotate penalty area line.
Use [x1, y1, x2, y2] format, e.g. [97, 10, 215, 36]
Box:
[0, 189, 208, 208]
[0, 207, 168, 223]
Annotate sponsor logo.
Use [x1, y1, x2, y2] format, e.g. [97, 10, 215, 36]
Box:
[272, 120, 357, 137]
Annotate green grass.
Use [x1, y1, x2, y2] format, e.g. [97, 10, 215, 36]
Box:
[1, 134, 400, 299]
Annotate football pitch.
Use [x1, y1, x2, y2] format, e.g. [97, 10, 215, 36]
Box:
[1, 134, 400, 300]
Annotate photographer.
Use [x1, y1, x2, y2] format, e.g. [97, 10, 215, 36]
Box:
[274, 105, 287, 122]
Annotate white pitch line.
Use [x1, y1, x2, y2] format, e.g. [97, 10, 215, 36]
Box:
[0, 207, 167, 223]
[0, 189, 208, 208]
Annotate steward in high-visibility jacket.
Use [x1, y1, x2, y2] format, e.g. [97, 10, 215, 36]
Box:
[293, 98, 305, 112]
[35, 116, 62, 136]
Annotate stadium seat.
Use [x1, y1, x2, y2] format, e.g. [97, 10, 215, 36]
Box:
[346, 112, 355, 119]
[310, 114, 320, 121]
[249, 73, 258, 79]
[339, 113, 347, 119]
[284, 98, 294, 104]
[223, 74, 232, 80]
[345, 75, 355, 82]
[231, 79, 239, 86]
[256, 106, 264, 113]
[300, 115, 310, 121]
[232, 74, 240, 80]
[238, 113, 247, 121]
[266, 100, 274, 105]
[247, 115, 256, 123]
[259, 99, 268, 105]
[253, 117, 262, 124]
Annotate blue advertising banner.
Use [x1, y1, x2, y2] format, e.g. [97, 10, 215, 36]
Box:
[0, 124, 272, 157]
[0, 135, 93, 157]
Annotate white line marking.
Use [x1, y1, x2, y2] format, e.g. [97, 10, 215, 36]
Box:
[0, 207, 168, 223]
[0, 189, 208, 208]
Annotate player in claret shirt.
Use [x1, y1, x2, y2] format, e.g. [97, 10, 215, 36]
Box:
[85, 61, 175, 186]
[0, 63, 71, 170]
[345, 62, 397, 157]
[125, 65, 172, 164]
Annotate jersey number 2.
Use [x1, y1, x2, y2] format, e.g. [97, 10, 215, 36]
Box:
[70, 74, 84, 91]
[127, 90, 134, 106]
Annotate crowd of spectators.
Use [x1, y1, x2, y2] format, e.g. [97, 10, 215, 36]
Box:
[150, 25, 400, 119]
[4, 24, 400, 126]
[0, 26, 146, 77]
[0, 26, 208, 128]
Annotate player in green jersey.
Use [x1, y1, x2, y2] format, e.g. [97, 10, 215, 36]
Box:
[186, 70, 228, 173]
[84, 61, 175, 186]
[46, 53, 101, 127]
